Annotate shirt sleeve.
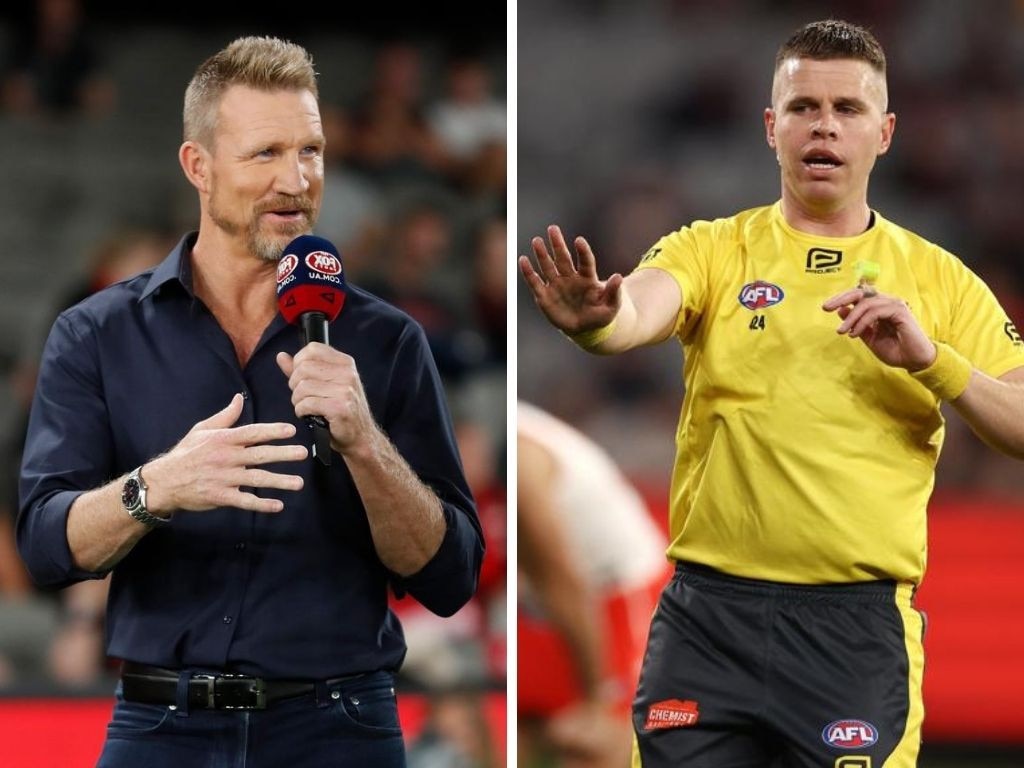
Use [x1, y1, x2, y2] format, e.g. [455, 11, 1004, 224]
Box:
[381, 322, 484, 617]
[632, 223, 712, 341]
[939, 250, 1024, 377]
[17, 312, 111, 589]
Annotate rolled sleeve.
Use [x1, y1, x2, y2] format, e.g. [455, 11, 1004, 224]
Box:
[383, 322, 484, 616]
[393, 501, 485, 617]
[17, 312, 112, 588]
[16, 488, 103, 588]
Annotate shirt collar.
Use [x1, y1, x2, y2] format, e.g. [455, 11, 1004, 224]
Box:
[139, 231, 198, 301]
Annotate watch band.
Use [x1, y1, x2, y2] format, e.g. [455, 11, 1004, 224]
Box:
[122, 466, 169, 527]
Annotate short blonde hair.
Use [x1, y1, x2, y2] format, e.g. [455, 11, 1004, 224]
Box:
[775, 19, 886, 74]
[183, 36, 318, 146]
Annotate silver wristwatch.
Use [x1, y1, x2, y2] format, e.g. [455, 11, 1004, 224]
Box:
[121, 466, 169, 526]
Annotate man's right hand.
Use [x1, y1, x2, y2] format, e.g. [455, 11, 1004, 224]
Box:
[519, 224, 623, 334]
[144, 393, 308, 516]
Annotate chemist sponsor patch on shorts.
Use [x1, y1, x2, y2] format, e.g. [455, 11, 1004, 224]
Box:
[822, 719, 878, 749]
[738, 281, 785, 309]
[644, 699, 700, 731]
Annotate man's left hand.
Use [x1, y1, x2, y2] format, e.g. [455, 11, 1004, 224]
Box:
[276, 344, 376, 456]
[822, 288, 936, 371]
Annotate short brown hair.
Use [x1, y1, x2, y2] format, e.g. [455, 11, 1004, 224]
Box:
[183, 36, 318, 146]
[775, 19, 886, 74]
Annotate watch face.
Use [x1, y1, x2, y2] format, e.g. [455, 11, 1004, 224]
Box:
[122, 478, 141, 509]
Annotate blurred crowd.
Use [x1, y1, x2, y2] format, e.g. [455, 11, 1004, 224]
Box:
[518, 0, 1024, 498]
[0, 3, 506, 766]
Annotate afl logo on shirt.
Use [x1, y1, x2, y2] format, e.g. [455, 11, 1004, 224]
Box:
[822, 720, 879, 750]
[738, 281, 785, 310]
[276, 254, 299, 283]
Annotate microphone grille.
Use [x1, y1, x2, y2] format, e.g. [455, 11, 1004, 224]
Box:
[276, 235, 347, 324]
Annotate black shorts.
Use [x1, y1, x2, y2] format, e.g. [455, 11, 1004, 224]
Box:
[632, 562, 925, 768]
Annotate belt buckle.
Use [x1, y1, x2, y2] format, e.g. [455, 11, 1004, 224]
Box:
[193, 674, 217, 709]
[216, 673, 267, 710]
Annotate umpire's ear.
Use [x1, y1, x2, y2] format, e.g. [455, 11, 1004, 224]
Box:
[765, 107, 777, 152]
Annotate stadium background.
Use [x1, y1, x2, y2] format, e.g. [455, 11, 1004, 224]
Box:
[518, 1, 1024, 766]
[0, 2, 506, 766]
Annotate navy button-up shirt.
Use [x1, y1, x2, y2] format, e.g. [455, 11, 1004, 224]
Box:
[18, 233, 483, 679]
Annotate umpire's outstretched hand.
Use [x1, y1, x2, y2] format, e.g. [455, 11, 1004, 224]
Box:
[520, 224, 623, 335]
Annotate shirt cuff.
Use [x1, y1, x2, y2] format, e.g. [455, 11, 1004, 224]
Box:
[20, 489, 107, 588]
[390, 503, 483, 617]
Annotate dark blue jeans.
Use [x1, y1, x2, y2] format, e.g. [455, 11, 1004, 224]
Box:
[96, 671, 406, 768]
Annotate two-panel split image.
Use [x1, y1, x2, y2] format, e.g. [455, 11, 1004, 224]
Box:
[0, 2, 1022, 767]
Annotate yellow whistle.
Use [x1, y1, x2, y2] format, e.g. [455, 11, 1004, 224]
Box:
[854, 260, 880, 296]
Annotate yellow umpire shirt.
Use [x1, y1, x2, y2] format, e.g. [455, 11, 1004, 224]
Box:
[635, 202, 1024, 585]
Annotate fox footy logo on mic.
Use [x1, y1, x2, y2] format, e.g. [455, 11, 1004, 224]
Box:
[276, 254, 299, 283]
[276, 249, 345, 295]
[275, 235, 347, 325]
[305, 251, 342, 276]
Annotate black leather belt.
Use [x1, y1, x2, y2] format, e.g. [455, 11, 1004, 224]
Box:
[121, 662, 360, 710]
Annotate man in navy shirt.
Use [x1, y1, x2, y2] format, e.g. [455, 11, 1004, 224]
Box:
[18, 36, 483, 768]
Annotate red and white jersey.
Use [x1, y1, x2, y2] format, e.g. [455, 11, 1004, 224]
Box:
[518, 401, 667, 591]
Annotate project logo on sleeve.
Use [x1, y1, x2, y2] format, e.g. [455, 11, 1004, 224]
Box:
[1004, 320, 1022, 345]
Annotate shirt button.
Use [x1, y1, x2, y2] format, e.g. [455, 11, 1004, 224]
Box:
[222, 616, 233, 624]
[235, 542, 246, 551]
[241, 391, 249, 400]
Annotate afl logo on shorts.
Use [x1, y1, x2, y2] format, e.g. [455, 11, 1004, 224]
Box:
[738, 281, 784, 310]
[277, 254, 299, 283]
[305, 251, 342, 276]
[822, 719, 878, 749]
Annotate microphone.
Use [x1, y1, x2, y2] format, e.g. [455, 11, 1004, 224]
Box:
[276, 235, 348, 465]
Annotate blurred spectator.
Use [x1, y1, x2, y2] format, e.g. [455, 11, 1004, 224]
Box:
[350, 42, 447, 186]
[14, 228, 172, 403]
[428, 55, 507, 196]
[1, 0, 116, 119]
[46, 577, 110, 687]
[316, 104, 386, 279]
[0, 496, 30, 598]
[518, 402, 667, 768]
[470, 214, 507, 369]
[407, 691, 500, 768]
[456, 416, 506, 681]
[363, 201, 488, 383]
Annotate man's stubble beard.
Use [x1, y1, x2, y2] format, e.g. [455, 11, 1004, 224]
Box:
[209, 193, 317, 263]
